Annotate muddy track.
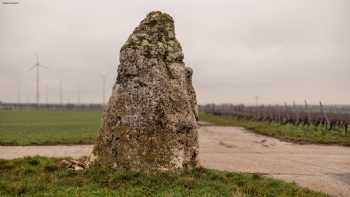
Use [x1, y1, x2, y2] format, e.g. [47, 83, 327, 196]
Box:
[1, 126, 349, 197]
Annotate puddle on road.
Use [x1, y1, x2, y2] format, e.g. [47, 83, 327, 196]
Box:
[332, 173, 350, 185]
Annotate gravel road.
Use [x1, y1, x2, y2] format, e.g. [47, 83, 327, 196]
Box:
[1, 126, 349, 197]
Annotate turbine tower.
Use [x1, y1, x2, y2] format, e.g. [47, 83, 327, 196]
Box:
[28, 54, 46, 105]
[45, 84, 49, 104]
[77, 82, 81, 104]
[254, 96, 259, 107]
[17, 80, 21, 103]
[59, 80, 63, 105]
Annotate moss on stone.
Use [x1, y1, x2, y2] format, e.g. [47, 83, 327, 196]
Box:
[92, 11, 199, 173]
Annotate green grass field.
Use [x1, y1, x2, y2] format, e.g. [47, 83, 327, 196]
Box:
[0, 111, 349, 146]
[0, 111, 101, 145]
[200, 112, 350, 146]
[0, 157, 328, 197]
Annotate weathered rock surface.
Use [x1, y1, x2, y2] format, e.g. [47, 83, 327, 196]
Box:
[91, 11, 199, 172]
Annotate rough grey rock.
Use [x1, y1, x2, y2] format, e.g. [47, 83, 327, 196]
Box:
[91, 11, 199, 172]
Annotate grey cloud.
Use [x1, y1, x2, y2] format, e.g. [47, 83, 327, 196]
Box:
[0, 0, 349, 105]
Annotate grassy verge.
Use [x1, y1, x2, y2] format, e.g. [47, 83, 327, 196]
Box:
[0, 157, 328, 197]
[0, 111, 101, 145]
[199, 112, 350, 146]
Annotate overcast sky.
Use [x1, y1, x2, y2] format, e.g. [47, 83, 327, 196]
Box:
[0, 0, 349, 105]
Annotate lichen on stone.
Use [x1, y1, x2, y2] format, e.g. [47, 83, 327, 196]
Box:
[91, 11, 199, 172]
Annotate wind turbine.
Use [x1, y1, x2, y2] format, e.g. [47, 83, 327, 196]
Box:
[28, 54, 47, 105]
[59, 79, 63, 105]
[17, 78, 21, 103]
[45, 84, 49, 104]
[77, 81, 81, 104]
[254, 96, 259, 107]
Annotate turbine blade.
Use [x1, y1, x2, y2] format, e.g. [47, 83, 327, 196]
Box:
[39, 65, 48, 69]
[27, 65, 36, 71]
[36, 53, 39, 64]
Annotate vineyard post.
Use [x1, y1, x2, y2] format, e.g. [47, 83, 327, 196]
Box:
[293, 101, 299, 125]
[284, 102, 290, 124]
[304, 100, 311, 126]
[277, 105, 282, 123]
[333, 105, 338, 114]
[271, 105, 274, 121]
[320, 101, 330, 129]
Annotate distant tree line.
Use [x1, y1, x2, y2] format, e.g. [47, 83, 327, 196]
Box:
[200, 103, 350, 135]
[0, 102, 103, 111]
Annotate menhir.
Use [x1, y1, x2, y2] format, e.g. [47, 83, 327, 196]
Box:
[91, 11, 199, 172]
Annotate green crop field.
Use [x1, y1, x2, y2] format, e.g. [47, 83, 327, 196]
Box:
[0, 111, 101, 145]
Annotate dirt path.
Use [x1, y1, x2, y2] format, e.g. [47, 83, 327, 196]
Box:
[1, 126, 349, 197]
[200, 126, 350, 197]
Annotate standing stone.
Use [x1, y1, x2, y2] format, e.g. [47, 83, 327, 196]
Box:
[91, 11, 199, 172]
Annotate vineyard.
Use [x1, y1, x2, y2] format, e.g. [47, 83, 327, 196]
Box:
[200, 103, 350, 136]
